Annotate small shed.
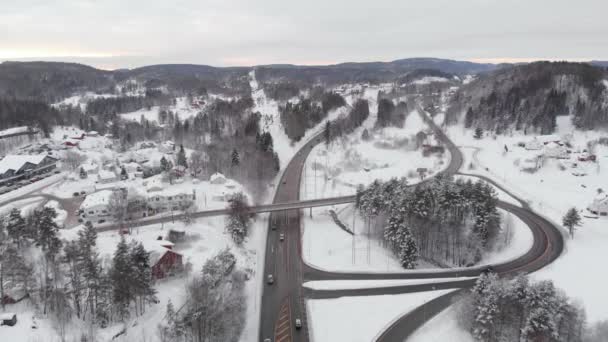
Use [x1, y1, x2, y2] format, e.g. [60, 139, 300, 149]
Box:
[0, 313, 17, 326]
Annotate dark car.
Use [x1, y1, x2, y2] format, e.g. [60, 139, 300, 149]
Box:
[267, 274, 274, 284]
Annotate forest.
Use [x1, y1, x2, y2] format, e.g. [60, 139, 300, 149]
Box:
[448, 62, 608, 133]
[457, 274, 586, 342]
[356, 176, 501, 268]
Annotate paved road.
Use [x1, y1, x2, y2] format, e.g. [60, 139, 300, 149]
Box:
[259, 135, 324, 342]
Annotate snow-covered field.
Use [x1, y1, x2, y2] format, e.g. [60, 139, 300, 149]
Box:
[303, 278, 475, 291]
[445, 115, 608, 323]
[406, 306, 473, 342]
[306, 289, 454, 342]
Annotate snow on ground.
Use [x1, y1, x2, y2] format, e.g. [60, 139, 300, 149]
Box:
[306, 289, 454, 342]
[447, 115, 608, 323]
[411, 76, 450, 85]
[120, 97, 203, 124]
[301, 204, 406, 272]
[0, 196, 45, 217]
[406, 306, 473, 342]
[303, 278, 475, 290]
[481, 209, 533, 265]
[301, 110, 448, 201]
[52, 92, 119, 111]
[248, 70, 348, 170]
[44, 200, 67, 226]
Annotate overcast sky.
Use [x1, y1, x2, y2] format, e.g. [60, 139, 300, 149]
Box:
[1, 0, 607, 69]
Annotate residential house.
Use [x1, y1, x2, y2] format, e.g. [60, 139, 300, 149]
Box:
[79, 189, 117, 224]
[147, 190, 195, 213]
[86, 131, 99, 137]
[544, 142, 568, 159]
[97, 170, 118, 184]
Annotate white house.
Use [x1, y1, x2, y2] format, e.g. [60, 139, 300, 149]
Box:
[210, 172, 227, 184]
[147, 190, 195, 212]
[86, 131, 99, 137]
[525, 138, 543, 151]
[588, 193, 608, 216]
[97, 170, 118, 184]
[159, 140, 176, 154]
[544, 142, 568, 159]
[79, 189, 116, 224]
[81, 161, 99, 175]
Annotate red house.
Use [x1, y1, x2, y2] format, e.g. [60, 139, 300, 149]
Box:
[149, 240, 183, 279]
[64, 140, 79, 147]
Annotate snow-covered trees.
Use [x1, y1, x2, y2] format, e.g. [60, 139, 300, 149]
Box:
[225, 192, 250, 245]
[6, 208, 28, 247]
[562, 207, 582, 239]
[357, 176, 501, 267]
[79, 166, 87, 179]
[458, 274, 586, 342]
[110, 236, 157, 321]
[177, 144, 188, 168]
[178, 249, 246, 342]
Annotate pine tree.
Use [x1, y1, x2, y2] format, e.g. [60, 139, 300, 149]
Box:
[474, 127, 484, 139]
[6, 208, 26, 247]
[398, 228, 418, 269]
[160, 156, 169, 172]
[177, 144, 188, 168]
[120, 166, 128, 180]
[465, 107, 475, 128]
[324, 121, 331, 146]
[33, 207, 62, 258]
[225, 192, 249, 245]
[562, 207, 581, 239]
[111, 236, 134, 321]
[79, 167, 87, 179]
[129, 242, 157, 315]
[231, 148, 240, 167]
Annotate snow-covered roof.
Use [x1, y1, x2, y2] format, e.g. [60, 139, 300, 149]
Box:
[0, 313, 16, 320]
[544, 142, 563, 149]
[210, 172, 226, 183]
[0, 154, 51, 174]
[80, 189, 114, 210]
[536, 134, 561, 143]
[98, 170, 117, 180]
[0, 126, 29, 137]
[145, 177, 164, 192]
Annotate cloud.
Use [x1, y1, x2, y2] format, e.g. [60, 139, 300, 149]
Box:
[1, 0, 607, 68]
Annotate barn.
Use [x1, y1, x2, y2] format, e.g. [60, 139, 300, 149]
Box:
[149, 240, 184, 279]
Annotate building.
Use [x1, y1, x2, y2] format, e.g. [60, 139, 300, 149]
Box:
[588, 193, 608, 216]
[97, 170, 118, 184]
[0, 154, 57, 186]
[210, 172, 227, 185]
[544, 142, 568, 159]
[148, 240, 183, 279]
[86, 131, 99, 137]
[0, 313, 17, 326]
[79, 189, 117, 224]
[147, 190, 195, 212]
[525, 138, 543, 150]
